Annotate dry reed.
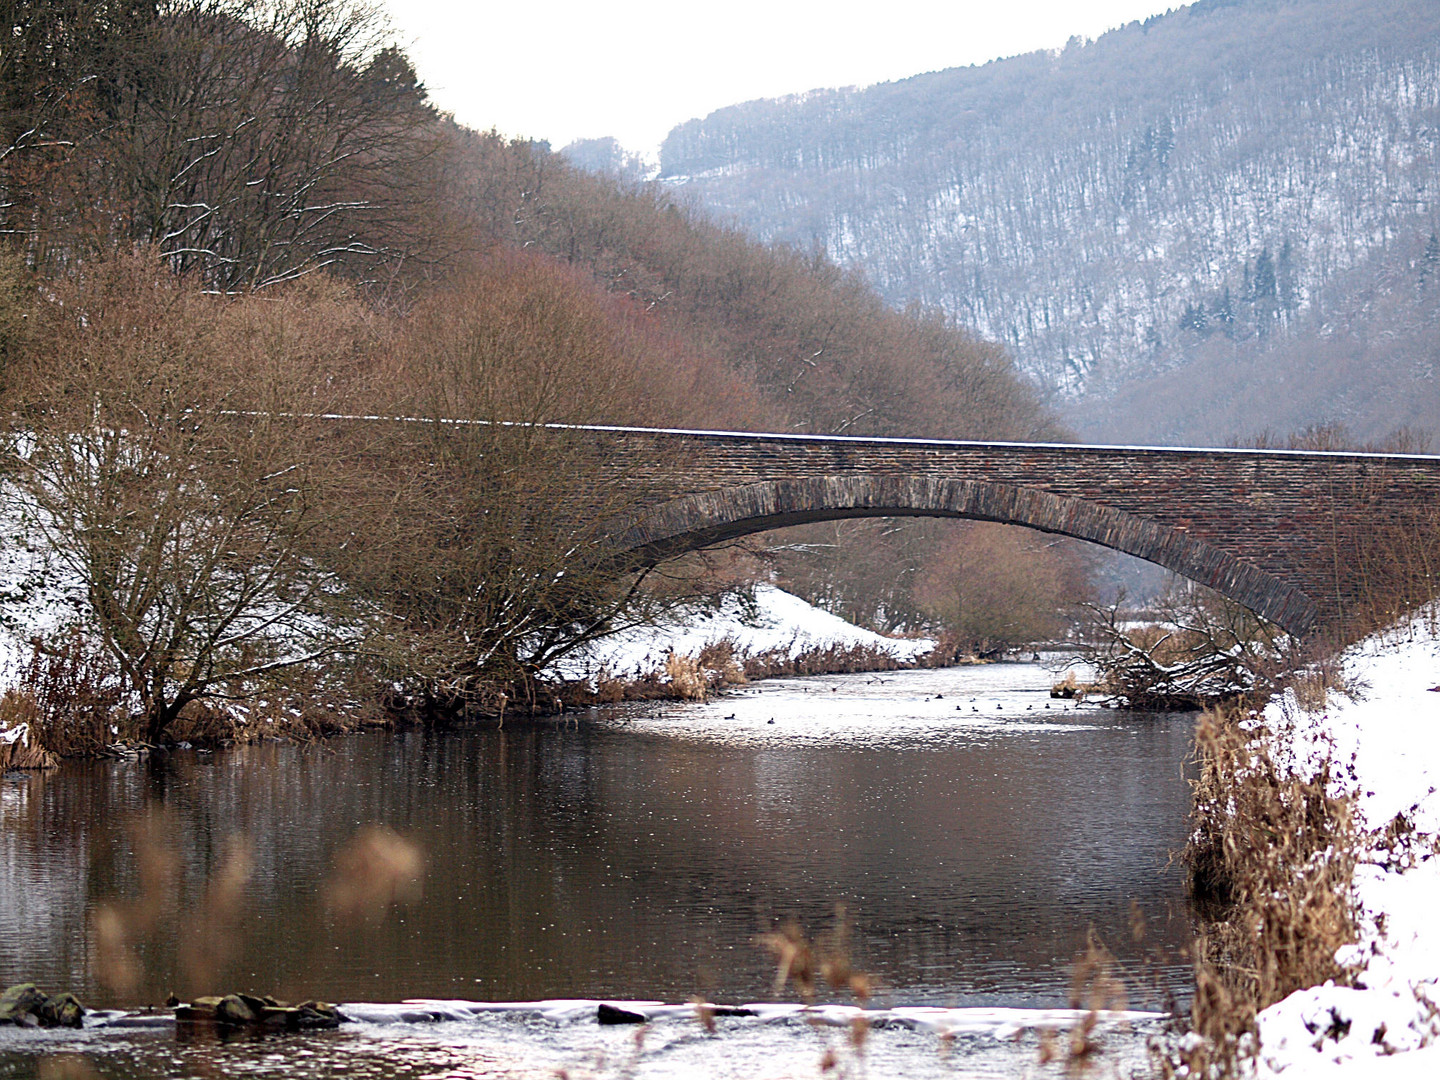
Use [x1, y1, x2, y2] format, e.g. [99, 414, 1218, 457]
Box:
[1157, 705, 1360, 1077]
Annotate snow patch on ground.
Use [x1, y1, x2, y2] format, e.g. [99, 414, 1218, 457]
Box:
[0, 488, 90, 681]
[1254, 612, 1440, 1076]
[553, 584, 935, 681]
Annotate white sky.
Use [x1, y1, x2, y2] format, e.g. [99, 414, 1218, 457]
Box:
[380, 1, 1177, 158]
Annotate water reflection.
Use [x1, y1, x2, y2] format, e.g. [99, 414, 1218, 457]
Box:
[0, 664, 1196, 1011]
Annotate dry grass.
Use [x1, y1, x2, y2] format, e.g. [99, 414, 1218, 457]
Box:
[557, 637, 928, 711]
[1157, 705, 1361, 1077]
[0, 631, 127, 758]
[89, 812, 425, 1005]
[741, 640, 915, 680]
[663, 653, 708, 701]
[756, 909, 874, 1079]
[1049, 670, 1096, 701]
[0, 709, 59, 768]
[0, 632, 385, 759]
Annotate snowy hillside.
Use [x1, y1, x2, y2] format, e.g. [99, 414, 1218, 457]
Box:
[658, 0, 1440, 443]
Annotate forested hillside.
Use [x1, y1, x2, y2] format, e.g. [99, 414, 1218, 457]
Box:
[0, 0, 1074, 746]
[658, 0, 1440, 445]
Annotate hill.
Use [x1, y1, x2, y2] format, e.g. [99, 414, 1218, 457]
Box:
[656, 0, 1440, 445]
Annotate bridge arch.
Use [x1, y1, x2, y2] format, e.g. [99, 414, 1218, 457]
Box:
[609, 475, 1320, 636]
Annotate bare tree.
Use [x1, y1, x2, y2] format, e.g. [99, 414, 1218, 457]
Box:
[3, 0, 444, 288]
[333, 253, 740, 717]
[5, 252, 374, 740]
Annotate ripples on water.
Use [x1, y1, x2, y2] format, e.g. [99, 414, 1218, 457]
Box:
[0, 662, 1196, 1077]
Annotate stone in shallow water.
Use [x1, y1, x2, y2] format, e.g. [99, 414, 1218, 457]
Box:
[597, 1003, 647, 1024]
[0, 984, 46, 1023]
[0, 983, 84, 1028]
[175, 994, 342, 1031]
[38, 993, 84, 1028]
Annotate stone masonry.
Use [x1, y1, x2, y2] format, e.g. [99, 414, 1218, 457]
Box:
[579, 425, 1440, 639]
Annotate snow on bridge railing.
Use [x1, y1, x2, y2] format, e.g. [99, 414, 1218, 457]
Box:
[219, 412, 1440, 462]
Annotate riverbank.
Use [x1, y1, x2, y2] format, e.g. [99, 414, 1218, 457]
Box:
[1185, 610, 1440, 1076]
[0, 573, 942, 758]
[550, 583, 939, 706]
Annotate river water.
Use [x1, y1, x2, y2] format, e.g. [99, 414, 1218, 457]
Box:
[0, 662, 1197, 1077]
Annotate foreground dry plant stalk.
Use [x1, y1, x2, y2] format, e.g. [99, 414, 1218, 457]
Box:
[757, 909, 874, 1077]
[1159, 705, 1360, 1077]
[86, 814, 423, 1004]
[325, 827, 426, 923]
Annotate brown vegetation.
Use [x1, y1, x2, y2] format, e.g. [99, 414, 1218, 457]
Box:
[1082, 585, 1290, 710]
[915, 522, 1089, 652]
[1159, 705, 1360, 1078]
[433, 128, 1073, 636]
[85, 809, 423, 1005]
[0, 0, 1080, 753]
[2, 0, 445, 290]
[5, 252, 373, 742]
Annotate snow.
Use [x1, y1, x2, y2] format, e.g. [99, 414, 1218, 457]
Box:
[26, 997, 1171, 1079]
[267, 411, 1440, 461]
[0, 485, 90, 680]
[553, 584, 935, 681]
[1252, 611, 1440, 1077]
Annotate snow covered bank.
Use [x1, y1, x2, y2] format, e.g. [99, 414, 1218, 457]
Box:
[1252, 613, 1440, 1076]
[553, 584, 935, 683]
[0, 492, 88, 681]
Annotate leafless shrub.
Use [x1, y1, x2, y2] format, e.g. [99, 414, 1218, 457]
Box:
[5, 252, 373, 744]
[1081, 585, 1290, 709]
[915, 521, 1088, 650]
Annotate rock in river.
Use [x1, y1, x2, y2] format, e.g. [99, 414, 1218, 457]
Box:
[0, 984, 84, 1028]
[175, 994, 343, 1031]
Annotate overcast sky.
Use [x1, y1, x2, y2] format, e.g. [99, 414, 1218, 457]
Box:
[380, 1, 1178, 157]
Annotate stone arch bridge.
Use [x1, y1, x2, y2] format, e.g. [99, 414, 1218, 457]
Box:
[564, 424, 1440, 640]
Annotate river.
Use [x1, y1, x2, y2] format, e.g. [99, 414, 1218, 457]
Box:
[0, 662, 1197, 1077]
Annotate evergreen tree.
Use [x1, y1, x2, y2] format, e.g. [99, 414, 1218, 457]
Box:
[1178, 301, 1208, 334]
[1212, 287, 1235, 335]
[1277, 239, 1297, 309]
[1153, 116, 1175, 168]
[1422, 232, 1440, 286]
[1253, 247, 1277, 301]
